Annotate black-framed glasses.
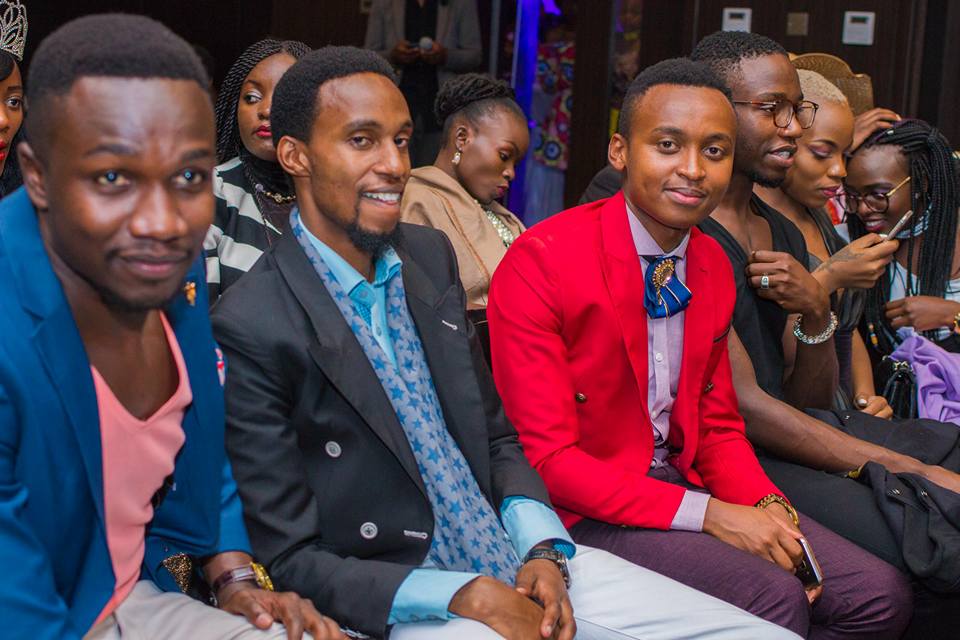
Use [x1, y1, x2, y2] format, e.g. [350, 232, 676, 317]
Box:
[841, 176, 911, 214]
[732, 99, 819, 129]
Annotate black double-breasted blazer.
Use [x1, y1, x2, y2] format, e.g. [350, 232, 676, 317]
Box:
[212, 223, 550, 638]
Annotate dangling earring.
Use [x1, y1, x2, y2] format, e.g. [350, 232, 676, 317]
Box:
[453, 149, 462, 165]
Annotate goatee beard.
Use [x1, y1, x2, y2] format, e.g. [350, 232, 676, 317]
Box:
[346, 219, 403, 260]
[749, 170, 785, 188]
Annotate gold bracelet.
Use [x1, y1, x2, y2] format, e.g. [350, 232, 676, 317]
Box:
[953, 311, 960, 335]
[755, 493, 799, 527]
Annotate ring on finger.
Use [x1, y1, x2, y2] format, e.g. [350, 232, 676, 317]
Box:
[760, 274, 770, 290]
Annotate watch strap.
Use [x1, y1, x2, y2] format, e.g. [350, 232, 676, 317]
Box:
[524, 547, 571, 588]
[211, 562, 274, 596]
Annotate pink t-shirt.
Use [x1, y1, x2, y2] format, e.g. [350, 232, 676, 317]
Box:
[92, 313, 192, 625]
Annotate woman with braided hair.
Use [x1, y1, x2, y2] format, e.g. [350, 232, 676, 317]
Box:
[401, 72, 528, 311]
[845, 119, 960, 362]
[204, 38, 310, 301]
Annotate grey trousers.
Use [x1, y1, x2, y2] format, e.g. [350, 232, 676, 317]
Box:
[83, 580, 309, 640]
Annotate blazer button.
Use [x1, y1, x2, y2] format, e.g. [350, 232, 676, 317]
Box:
[574, 393, 587, 404]
[360, 522, 379, 540]
[325, 441, 342, 458]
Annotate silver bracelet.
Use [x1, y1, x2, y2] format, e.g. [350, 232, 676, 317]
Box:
[793, 311, 838, 345]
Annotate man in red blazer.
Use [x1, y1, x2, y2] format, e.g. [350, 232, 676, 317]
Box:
[489, 58, 910, 638]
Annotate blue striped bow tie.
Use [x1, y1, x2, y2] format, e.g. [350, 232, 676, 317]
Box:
[643, 255, 691, 318]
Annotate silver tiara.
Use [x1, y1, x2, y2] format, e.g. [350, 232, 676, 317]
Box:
[0, 1, 26, 61]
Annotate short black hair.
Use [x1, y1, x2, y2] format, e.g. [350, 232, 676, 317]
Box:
[271, 46, 397, 145]
[434, 72, 525, 144]
[26, 14, 209, 148]
[690, 30, 787, 83]
[618, 57, 732, 137]
[215, 38, 311, 162]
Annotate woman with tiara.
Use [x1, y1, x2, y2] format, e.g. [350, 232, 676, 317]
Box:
[0, 0, 27, 198]
[204, 38, 310, 301]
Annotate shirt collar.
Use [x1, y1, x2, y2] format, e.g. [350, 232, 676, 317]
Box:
[296, 208, 403, 295]
[625, 202, 690, 260]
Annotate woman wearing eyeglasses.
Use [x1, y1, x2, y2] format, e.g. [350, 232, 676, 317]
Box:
[756, 70, 899, 416]
[845, 118, 960, 359]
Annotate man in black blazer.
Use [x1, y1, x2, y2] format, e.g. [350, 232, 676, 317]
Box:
[212, 46, 799, 640]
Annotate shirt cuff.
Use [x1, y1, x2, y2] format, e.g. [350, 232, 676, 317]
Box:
[387, 568, 480, 625]
[501, 496, 576, 559]
[669, 489, 711, 532]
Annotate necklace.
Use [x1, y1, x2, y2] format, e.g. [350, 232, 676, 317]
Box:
[257, 186, 296, 204]
[475, 200, 516, 249]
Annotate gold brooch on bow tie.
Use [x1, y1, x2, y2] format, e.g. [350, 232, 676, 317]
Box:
[183, 281, 197, 307]
[651, 259, 675, 304]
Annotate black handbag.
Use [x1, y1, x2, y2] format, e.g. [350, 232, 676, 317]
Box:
[877, 356, 918, 420]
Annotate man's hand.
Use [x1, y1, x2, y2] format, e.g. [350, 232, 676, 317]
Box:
[816, 234, 897, 292]
[422, 42, 448, 65]
[886, 297, 960, 332]
[703, 498, 804, 572]
[852, 108, 901, 152]
[762, 506, 823, 605]
[854, 394, 894, 419]
[219, 583, 346, 640]
[389, 40, 420, 65]
[449, 575, 558, 640]
[747, 251, 831, 318]
[515, 558, 576, 640]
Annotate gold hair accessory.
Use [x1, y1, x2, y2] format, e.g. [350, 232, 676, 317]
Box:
[0, 1, 26, 61]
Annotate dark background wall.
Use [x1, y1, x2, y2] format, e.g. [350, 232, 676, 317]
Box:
[22, 1, 960, 208]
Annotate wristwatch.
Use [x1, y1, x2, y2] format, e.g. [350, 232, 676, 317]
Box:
[211, 561, 274, 602]
[523, 547, 571, 589]
[755, 493, 800, 527]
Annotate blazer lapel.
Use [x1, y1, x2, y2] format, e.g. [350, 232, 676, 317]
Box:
[598, 192, 650, 418]
[0, 189, 105, 522]
[273, 231, 427, 497]
[393, 0, 406, 44]
[670, 229, 713, 453]
[435, 1, 452, 43]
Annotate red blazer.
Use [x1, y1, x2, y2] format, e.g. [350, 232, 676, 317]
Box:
[488, 192, 783, 530]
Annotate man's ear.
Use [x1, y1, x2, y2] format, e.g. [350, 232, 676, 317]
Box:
[275, 135, 310, 179]
[608, 133, 628, 172]
[18, 141, 49, 211]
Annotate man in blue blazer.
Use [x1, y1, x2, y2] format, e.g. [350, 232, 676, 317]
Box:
[0, 15, 342, 640]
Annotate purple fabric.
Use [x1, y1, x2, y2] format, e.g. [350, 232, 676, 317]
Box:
[891, 330, 960, 424]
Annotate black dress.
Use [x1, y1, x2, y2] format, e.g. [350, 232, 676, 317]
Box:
[698, 196, 809, 401]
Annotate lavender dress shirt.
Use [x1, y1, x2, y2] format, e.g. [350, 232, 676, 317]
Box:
[626, 205, 711, 531]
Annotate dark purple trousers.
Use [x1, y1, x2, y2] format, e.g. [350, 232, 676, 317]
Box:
[570, 466, 913, 639]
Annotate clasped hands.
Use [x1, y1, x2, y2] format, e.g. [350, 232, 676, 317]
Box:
[450, 550, 575, 640]
[390, 39, 448, 66]
[703, 498, 823, 605]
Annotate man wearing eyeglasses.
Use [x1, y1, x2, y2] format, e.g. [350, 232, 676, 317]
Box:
[690, 32, 842, 411]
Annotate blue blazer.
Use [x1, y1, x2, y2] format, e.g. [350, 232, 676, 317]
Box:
[0, 188, 251, 639]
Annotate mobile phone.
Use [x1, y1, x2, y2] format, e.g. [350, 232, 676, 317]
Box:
[881, 209, 914, 240]
[795, 537, 824, 588]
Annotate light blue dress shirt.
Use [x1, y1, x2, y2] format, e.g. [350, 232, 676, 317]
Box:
[299, 221, 574, 625]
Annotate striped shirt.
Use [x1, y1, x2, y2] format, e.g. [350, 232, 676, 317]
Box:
[203, 157, 282, 302]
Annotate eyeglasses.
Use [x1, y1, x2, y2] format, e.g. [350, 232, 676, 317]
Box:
[841, 176, 911, 214]
[732, 99, 819, 129]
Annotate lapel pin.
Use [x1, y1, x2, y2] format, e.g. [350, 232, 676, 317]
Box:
[183, 280, 197, 307]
